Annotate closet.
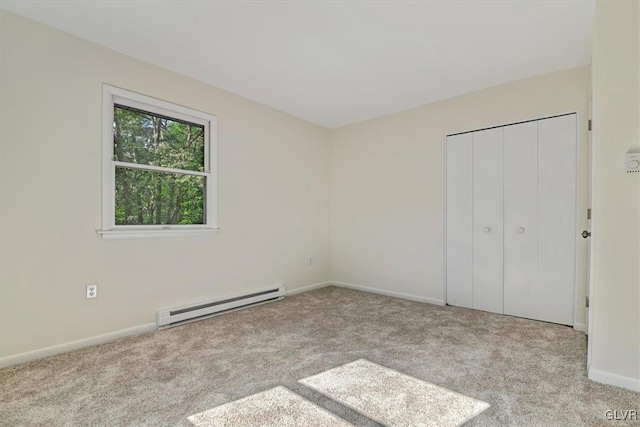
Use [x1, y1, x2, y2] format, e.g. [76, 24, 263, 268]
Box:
[445, 114, 577, 325]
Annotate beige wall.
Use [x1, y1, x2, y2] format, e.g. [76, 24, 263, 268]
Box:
[589, 0, 640, 389]
[331, 66, 591, 326]
[0, 11, 331, 360]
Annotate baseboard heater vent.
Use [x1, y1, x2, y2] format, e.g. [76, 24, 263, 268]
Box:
[157, 285, 285, 329]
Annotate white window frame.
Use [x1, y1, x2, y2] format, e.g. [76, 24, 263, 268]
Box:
[98, 84, 219, 239]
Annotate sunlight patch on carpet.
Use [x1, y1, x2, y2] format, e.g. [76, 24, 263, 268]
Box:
[299, 359, 490, 427]
[188, 386, 353, 427]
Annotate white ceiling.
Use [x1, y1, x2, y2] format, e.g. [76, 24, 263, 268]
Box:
[2, 1, 594, 128]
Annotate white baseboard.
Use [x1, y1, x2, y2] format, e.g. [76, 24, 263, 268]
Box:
[331, 281, 445, 306]
[0, 323, 157, 369]
[285, 281, 332, 296]
[588, 368, 640, 392]
[573, 322, 586, 332]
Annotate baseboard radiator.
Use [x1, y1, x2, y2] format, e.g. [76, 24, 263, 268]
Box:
[156, 285, 285, 329]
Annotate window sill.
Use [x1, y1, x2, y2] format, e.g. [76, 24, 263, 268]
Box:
[97, 227, 221, 240]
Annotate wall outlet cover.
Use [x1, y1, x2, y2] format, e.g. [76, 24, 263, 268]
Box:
[86, 284, 97, 299]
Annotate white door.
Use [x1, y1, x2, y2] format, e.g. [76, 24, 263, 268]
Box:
[445, 133, 474, 308]
[472, 127, 504, 314]
[503, 122, 539, 320]
[445, 114, 577, 325]
[537, 114, 577, 325]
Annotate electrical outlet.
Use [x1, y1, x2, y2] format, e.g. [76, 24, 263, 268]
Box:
[86, 284, 97, 299]
[308, 256, 313, 265]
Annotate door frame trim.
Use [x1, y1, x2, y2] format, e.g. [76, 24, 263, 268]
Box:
[587, 89, 596, 369]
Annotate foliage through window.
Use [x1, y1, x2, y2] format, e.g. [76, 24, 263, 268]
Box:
[101, 86, 217, 238]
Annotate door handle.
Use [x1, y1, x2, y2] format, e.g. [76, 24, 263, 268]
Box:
[581, 230, 591, 238]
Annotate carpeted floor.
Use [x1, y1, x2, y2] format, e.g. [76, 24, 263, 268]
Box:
[1, 286, 638, 426]
[300, 359, 489, 426]
[188, 386, 354, 427]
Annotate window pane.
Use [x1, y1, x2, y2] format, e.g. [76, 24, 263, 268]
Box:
[114, 104, 205, 172]
[115, 167, 205, 225]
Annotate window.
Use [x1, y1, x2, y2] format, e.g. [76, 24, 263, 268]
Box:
[100, 85, 218, 239]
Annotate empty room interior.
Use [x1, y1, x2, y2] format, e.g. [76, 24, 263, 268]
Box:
[1, 0, 639, 426]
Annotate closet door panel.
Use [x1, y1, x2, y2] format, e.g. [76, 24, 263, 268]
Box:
[446, 134, 474, 308]
[538, 114, 577, 325]
[472, 127, 504, 314]
[503, 122, 539, 320]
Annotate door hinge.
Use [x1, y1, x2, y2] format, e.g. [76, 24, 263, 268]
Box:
[587, 208, 591, 220]
[588, 120, 592, 131]
[585, 296, 590, 308]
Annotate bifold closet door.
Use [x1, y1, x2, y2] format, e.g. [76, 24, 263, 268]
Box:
[503, 122, 539, 320]
[537, 114, 576, 325]
[472, 127, 504, 314]
[445, 133, 473, 309]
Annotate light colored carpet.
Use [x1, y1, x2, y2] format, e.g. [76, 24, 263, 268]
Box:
[188, 386, 353, 427]
[300, 359, 489, 427]
[1, 286, 639, 426]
